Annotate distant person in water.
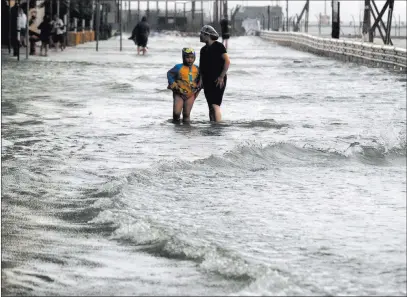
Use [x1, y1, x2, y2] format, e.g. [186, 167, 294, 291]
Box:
[167, 48, 201, 123]
[51, 14, 65, 51]
[199, 25, 230, 122]
[219, 14, 231, 50]
[38, 15, 52, 56]
[129, 16, 150, 55]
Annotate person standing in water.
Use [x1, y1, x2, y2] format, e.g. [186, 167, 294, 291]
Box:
[18, 7, 28, 47]
[219, 14, 231, 50]
[199, 25, 230, 122]
[38, 15, 52, 56]
[51, 14, 65, 51]
[129, 16, 150, 55]
[167, 48, 201, 123]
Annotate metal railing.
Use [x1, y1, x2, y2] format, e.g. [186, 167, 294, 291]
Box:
[259, 30, 407, 71]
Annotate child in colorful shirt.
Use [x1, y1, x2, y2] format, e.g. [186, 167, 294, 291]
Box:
[167, 48, 201, 123]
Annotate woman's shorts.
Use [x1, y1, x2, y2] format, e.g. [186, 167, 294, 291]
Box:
[53, 34, 64, 43]
[203, 76, 227, 106]
[136, 35, 148, 47]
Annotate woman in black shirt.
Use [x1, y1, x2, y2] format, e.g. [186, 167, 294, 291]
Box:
[199, 25, 231, 122]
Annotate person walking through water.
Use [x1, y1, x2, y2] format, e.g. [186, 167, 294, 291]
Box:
[167, 48, 201, 123]
[38, 15, 52, 56]
[219, 14, 231, 50]
[129, 16, 150, 55]
[199, 25, 230, 122]
[18, 7, 28, 47]
[51, 14, 64, 51]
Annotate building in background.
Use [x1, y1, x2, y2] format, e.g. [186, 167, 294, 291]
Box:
[233, 5, 283, 35]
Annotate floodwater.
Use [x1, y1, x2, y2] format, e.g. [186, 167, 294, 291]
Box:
[1, 34, 406, 296]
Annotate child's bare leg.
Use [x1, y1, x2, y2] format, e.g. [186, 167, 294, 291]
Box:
[173, 93, 184, 122]
[182, 95, 196, 123]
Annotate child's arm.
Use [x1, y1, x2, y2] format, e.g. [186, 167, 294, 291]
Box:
[167, 65, 180, 91]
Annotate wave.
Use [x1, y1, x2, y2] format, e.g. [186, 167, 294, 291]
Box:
[79, 137, 405, 286]
[8, 59, 149, 70]
[154, 88, 172, 93]
[235, 120, 289, 129]
[105, 81, 134, 91]
[196, 141, 405, 170]
[227, 69, 260, 76]
[88, 209, 267, 283]
[83, 140, 405, 201]
[161, 119, 289, 131]
[134, 75, 152, 81]
[81, 138, 406, 219]
[343, 141, 406, 164]
[2, 101, 18, 116]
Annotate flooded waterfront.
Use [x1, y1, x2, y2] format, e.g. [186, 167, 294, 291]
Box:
[1, 34, 406, 295]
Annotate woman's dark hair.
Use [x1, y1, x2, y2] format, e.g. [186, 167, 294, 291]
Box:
[210, 35, 218, 41]
[141, 16, 147, 22]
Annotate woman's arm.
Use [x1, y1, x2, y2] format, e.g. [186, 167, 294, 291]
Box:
[215, 53, 230, 88]
[219, 53, 230, 78]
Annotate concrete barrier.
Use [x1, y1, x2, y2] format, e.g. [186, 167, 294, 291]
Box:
[259, 30, 407, 72]
[67, 31, 95, 46]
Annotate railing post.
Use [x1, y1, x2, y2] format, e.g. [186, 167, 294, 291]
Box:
[120, 0, 122, 51]
[331, 1, 340, 39]
[26, 0, 29, 59]
[96, 0, 100, 51]
[286, 0, 289, 31]
[16, 0, 21, 60]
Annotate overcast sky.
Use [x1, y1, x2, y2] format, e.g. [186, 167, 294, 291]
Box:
[128, 1, 406, 23]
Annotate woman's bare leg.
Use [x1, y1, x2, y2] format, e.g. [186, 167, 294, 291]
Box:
[208, 104, 215, 122]
[212, 104, 222, 122]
